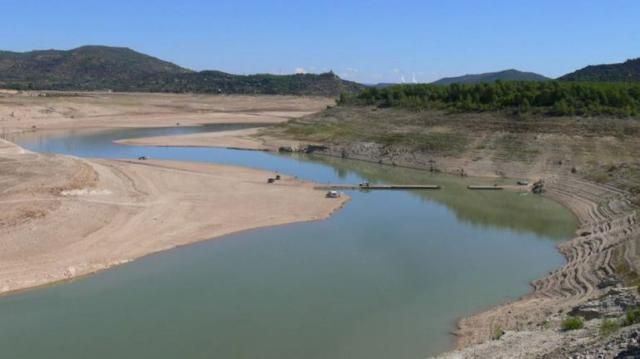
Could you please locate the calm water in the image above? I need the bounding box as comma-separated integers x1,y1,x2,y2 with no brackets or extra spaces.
2,126,576,359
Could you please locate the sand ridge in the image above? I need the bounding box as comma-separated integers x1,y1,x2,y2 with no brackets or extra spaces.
450,176,637,349
114,127,273,150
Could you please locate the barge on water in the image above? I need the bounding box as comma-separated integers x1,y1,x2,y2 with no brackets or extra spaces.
467,185,504,190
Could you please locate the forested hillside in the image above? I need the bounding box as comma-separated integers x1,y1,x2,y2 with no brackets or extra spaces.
560,58,640,82
340,81,640,117
0,46,363,96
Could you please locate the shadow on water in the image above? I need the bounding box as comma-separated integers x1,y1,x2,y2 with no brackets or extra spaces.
292,153,577,240
1,125,576,359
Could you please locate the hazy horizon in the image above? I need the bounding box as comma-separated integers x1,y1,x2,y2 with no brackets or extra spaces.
3,0,639,83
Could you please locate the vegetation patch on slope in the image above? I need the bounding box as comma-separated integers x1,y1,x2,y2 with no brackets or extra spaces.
279,107,468,155
339,81,640,118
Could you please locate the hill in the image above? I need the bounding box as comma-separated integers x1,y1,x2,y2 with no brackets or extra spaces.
0,46,363,96
432,69,550,85
142,70,363,97
559,58,640,82
0,46,191,90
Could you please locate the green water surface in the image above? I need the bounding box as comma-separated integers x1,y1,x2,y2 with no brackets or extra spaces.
1,127,577,359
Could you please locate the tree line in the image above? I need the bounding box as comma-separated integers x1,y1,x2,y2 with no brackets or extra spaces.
339,81,640,117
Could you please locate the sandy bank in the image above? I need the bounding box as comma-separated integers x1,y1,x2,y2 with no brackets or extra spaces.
0,139,347,295
115,127,273,151
0,92,333,133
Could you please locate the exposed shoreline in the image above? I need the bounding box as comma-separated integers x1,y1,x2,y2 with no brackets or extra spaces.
2,92,638,357
239,103,640,354
0,139,348,296
449,176,637,348
0,92,333,134
122,127,640,356
114,127,275,151
0,93,349,296
251,141,639,357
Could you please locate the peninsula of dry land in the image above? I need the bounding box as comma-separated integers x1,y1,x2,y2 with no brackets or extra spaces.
0,92,346,294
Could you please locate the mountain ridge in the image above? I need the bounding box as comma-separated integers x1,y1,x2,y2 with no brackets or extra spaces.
432,69,550,85
559,58,640,82
3,46,639,95
0,46,362,96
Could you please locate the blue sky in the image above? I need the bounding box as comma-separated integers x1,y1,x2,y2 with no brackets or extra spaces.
2,0,639,83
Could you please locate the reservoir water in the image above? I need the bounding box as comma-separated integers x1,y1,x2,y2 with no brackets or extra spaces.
2,126,576,358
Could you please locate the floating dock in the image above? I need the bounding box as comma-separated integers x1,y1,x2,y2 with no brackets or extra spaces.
316,184,508,191
316,184,441,190
467,185,504,190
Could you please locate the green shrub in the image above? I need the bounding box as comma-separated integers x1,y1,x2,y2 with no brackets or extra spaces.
492,327,505,340
600,319,620,336
561,316,584,331
624,307,640,326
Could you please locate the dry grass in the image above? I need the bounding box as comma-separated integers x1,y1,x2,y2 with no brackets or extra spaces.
272,106,640,190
